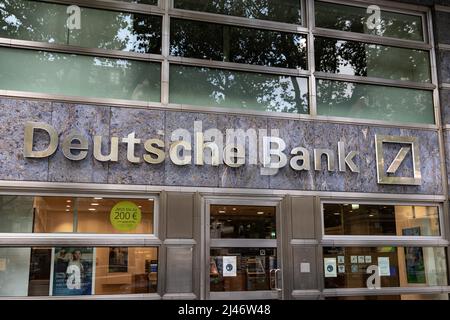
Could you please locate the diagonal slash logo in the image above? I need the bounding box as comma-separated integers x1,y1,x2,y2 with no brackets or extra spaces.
375,135,421,185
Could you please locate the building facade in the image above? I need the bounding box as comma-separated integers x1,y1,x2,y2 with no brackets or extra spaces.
0,0,450,300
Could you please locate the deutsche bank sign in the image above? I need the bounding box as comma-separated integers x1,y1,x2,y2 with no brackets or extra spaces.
22,122,421,186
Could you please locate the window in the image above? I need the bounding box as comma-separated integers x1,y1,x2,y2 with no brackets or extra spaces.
315,1,424,41
170,65,309,113
170,19,307,69
316,80,434,124
0,246,158,297
323,204,441,236
173,0,303,25
0,195,155,234
323,246,448,289
0,0,162,53
0,47,161,102
315,37,431,83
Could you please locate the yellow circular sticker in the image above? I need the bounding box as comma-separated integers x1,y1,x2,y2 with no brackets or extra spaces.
110,201,142,231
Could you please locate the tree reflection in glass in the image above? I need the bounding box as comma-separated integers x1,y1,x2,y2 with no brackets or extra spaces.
174,0,302,25
315,1,424,42
170,19,307,69
170,65,308,114
0,0,162,53
315,37,431,83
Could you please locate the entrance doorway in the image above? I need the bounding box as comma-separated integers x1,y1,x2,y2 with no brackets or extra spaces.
204,198,283,300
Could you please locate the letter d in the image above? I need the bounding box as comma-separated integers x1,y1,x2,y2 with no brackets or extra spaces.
24,122,58,158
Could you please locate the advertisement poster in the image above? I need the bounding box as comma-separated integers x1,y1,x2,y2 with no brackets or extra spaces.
223,256,237,277
52,247,94,296
378,257,390,276
324,258,337,278
402,227,426,283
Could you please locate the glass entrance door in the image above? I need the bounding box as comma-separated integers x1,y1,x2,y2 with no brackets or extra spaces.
205,199,283,300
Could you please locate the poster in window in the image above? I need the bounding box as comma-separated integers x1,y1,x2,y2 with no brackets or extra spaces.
402,227,426,284
51,247,94,296
109,247,128,273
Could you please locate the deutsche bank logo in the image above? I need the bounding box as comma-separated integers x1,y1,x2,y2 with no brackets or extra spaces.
375,135,421,186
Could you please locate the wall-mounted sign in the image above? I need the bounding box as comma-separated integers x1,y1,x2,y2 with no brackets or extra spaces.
324,258,337,278
223,256,237,277
22,122,422,186
375,135,421,185
110,201,142,232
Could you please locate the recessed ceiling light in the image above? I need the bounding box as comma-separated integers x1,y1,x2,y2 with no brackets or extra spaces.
333,212,340,216
138,206,142,208
66,200,71,203
148,199,154,201
219,210,226,214
257,211,264,215
88,208,96,211
90,203,99,206
94,197,103,200
232,208,237,211
66,205,71,208
351,204,360,210
369,214,374,217
65,209,70,212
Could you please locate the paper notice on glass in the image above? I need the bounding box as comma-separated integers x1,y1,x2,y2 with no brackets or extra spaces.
324,258,337,278
223,256,237,277
338,256,345,264
378,257,390,276
0,258,6,271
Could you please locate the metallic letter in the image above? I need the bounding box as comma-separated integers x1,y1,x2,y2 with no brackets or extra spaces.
314,149,335,171
262,137,287,169
62,134,88,161
122,132,141,163
338,141,360,173
366,5,381,30
24,122,58,158
170,141,192,165
224,144,245,168
144,139,165,164
290,147,310,171
67,5,81,30
195,132,220,166
93,136,118,162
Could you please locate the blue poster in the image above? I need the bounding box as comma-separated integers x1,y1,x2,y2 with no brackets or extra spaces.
52,247,94,296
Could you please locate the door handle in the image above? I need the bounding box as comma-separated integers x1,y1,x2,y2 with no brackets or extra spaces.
269,269,276,290
274,269,282,292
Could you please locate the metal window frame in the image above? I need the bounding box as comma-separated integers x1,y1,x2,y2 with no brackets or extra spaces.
320,199,447,243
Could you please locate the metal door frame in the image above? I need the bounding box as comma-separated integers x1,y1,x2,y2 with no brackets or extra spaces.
202,196,284,300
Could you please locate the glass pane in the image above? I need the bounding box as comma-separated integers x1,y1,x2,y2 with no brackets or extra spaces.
0,47,161,102
174,0,302,25
76,198,154,234
170,18,307,69
323,204,440,236
315,37,431,83
0,0,162,53
315,1,424,41
316,79,434,124
170,65,309,114
210,248,277,292
0,195,154,234
323,247,448,289
210,205,276,239
0,247,158,297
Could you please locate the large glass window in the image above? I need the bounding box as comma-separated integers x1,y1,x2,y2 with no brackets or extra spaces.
174,0,302,25
210,247,277,292
170,18,307,69
323,204,441,236
210,205,276,239
0,0,162,53
0,246,158,297
316,79,434,124
315,1,424,41
0,196,155,234
323,247,448,289
315,37,431,83
170,65,308,113
0,47,161,102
